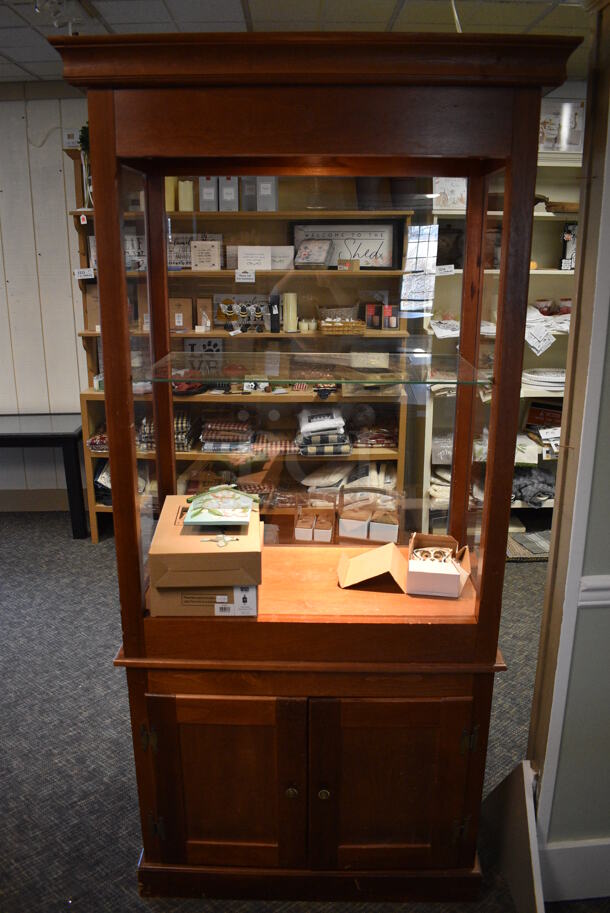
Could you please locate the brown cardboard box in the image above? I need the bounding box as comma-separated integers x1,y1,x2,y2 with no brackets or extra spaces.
338,542,407,592
149,583,257,617
169,297,193,331
196,297,213,326
148,496,262,614
85,283,100,331
406,533,470,598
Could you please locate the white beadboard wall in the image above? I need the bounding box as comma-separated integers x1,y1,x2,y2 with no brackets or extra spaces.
0,81,88,496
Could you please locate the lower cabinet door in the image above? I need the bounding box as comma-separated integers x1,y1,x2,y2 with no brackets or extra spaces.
146,693,308,868
308,696,473,871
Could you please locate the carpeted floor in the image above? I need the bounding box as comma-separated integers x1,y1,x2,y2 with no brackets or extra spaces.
0,512,607,913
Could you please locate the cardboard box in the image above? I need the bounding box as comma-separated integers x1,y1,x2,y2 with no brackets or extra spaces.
313,515,333,543
338,509,371,541
406,533,470,598
240,176,257,211
338,542,407,592
294,514,314,541
369,509,399,544
85,283,100,331
169,298,193,331
256,176,278,211
150,584,257,617
219,176,239,212
149,496,263,614
199,176,218,211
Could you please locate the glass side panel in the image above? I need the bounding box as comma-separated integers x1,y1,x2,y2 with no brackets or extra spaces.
145,351,483,386
139,173,488,588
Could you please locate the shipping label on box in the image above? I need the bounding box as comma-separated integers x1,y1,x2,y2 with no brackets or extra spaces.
150,584,257,617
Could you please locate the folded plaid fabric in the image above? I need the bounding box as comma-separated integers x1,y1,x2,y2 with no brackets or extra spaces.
299,442,352,456
136,413,197,452
200,428,253,443
295,431,349,446
201,441,251,453
251,432,298,454
202,420,253,434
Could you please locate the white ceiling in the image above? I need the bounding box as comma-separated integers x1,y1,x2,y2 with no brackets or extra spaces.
0,0,593,82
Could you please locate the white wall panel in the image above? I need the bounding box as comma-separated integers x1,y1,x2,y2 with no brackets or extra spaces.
27,97,81,414
0,99,49,414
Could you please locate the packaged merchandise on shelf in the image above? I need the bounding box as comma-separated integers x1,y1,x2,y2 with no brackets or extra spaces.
219,176,239,211
167,233,222,270
148,495,262,616
561,222,577,270
256,176,278,211
294,239,334,269
298,406,344,436
169,297,193,330
239,176,257,211
87,425,109,453
137,412,200,452
199,416,255,452
85,283,100,331
198,176,218,211
177,179,194,211
94,459,147,505
191,240,222,271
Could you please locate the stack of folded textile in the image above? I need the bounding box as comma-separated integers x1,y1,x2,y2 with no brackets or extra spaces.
251,431,298,455
199,418,253,453
295,407,352,456
137,412,199,452
87,425,109,453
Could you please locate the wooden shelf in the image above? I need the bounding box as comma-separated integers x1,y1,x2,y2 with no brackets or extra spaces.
434,209,578,220
82,388,403,404
87,446,399,462
79,328,408,340
95,503,113,512
71,208,413,221
437,268,574,277
162,269,406,278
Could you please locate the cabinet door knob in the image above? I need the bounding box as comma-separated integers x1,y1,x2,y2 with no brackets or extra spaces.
285,787,299,800
318,788,331,801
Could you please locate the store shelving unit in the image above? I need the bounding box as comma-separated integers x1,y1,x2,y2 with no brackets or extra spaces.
53,30,578,903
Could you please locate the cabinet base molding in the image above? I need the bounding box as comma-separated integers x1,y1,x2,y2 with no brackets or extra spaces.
137,856,482,901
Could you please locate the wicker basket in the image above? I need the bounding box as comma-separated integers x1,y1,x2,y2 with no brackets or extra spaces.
320,319,367,335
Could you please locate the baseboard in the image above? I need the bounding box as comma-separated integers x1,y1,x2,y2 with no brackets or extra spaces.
539,837,610,901
0,489,86,512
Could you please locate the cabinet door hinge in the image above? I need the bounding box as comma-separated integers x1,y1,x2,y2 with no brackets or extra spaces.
452,814,471,845
140,723,158,753
460,724,479,754
148,813,166,841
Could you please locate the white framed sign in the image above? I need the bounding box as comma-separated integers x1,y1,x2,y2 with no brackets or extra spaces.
293,223,394,268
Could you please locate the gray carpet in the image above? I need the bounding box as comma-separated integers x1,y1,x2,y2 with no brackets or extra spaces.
0,512,607,913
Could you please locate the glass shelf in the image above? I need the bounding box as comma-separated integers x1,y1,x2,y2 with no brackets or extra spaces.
144,351,487,387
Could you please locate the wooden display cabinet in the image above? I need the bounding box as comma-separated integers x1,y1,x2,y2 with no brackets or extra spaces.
52,32,578,901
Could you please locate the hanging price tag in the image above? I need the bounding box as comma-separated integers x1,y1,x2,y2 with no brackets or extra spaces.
79,214,88,225
73,267,95,279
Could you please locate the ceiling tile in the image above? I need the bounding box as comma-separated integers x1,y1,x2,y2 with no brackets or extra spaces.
0,6,24,27
0,32,60,61
321,20,386,30
21,59,64,76
178,21,246,31
0,58,36,79
94,1,172,24
456,1,549,29
253,20,321,30
532,4,591,30
321,0,395,23
250,0,320,22
165,0,244,23
392,2,456,29
113,22,179,33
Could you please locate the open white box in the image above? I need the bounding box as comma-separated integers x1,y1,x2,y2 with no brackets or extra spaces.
406,533,471,598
